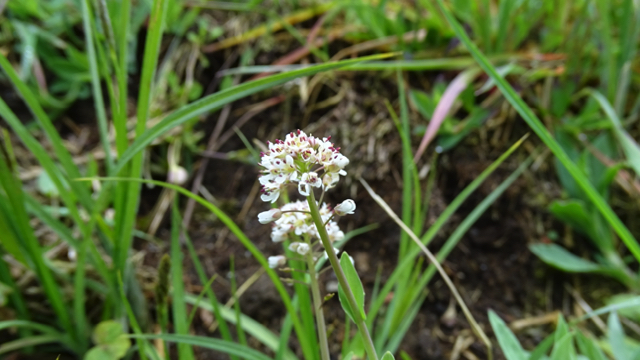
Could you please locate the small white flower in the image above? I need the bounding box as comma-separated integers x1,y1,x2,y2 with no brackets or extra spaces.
271,226,290,242
258,208,282,224
168,165,188,185
268,255,287,269
265,200,346,245
289,242,310,255
298,172,322,197
334,199,356,216
104,208,115,222
298,182,310,197
322,172,340,190
68,248,77,261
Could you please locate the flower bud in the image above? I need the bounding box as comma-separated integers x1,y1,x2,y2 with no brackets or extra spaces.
289,242,310,255
334,199,356,216
258,208,282,224
168,165,188,185
268,255,287,269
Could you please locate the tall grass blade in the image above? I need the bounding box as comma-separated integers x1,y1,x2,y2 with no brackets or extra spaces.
183,232,237,360
111,53,395,174
184,295,299,360
0,150,75,342
0,98,87,231
131,334,273,360
590,90,640,177
115,0,169,278
0,55,93,209
80,0,113,173
170,200,196,360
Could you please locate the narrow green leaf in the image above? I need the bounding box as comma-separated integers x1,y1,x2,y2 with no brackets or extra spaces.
80,0,113,173
171,201,196,360
112,53,395,174
338,251,366,322
608,312,638,360
0,55,93,208
0,152,74,339
117,274,149,360
529,333,555,360
0,197,27,264
488,310,527,360
575,332,607,360
184,295,299,360
530,243,604,273
607,294,640,323
115,0,169,283
590,90,640,177
130,334,273,360
0,98,87,232
182,234,237,360
550,333,576,360
573,296,640,324
0,335,62,355
548,201,594,238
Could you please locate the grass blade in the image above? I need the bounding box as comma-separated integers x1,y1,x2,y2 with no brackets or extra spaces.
111,53,395,174
184,295,299,360
0,55,93,209
80,0,113,173
434,0,640,262
170,200,195,360
183,232,237,360
0,335,62,355
131,334,273,360
115,0,169,279
0,150,75,342
0,98,87,233
590,90,640,177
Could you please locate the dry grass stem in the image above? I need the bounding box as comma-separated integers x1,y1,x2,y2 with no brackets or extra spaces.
360,178,493,359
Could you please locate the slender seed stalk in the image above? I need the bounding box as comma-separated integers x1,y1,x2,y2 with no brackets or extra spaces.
305,249,331,360
306,191,378,360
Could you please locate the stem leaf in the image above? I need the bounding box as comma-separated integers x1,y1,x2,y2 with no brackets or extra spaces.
337,252,366,323
381,351,395,360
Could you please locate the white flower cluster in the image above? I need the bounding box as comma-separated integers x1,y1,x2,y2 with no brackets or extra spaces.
259,130,349,203
270,201,344,243
262,200,354,269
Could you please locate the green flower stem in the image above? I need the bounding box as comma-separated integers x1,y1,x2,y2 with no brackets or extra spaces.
305,249,331,360
306,192,378,360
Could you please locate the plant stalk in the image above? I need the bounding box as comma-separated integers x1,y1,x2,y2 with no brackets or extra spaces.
306,192,378,360
305,249,331,360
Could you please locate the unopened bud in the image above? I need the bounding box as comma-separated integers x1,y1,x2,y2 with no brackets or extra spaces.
258,208,282,224
334,199,356,216
268,255,287,269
